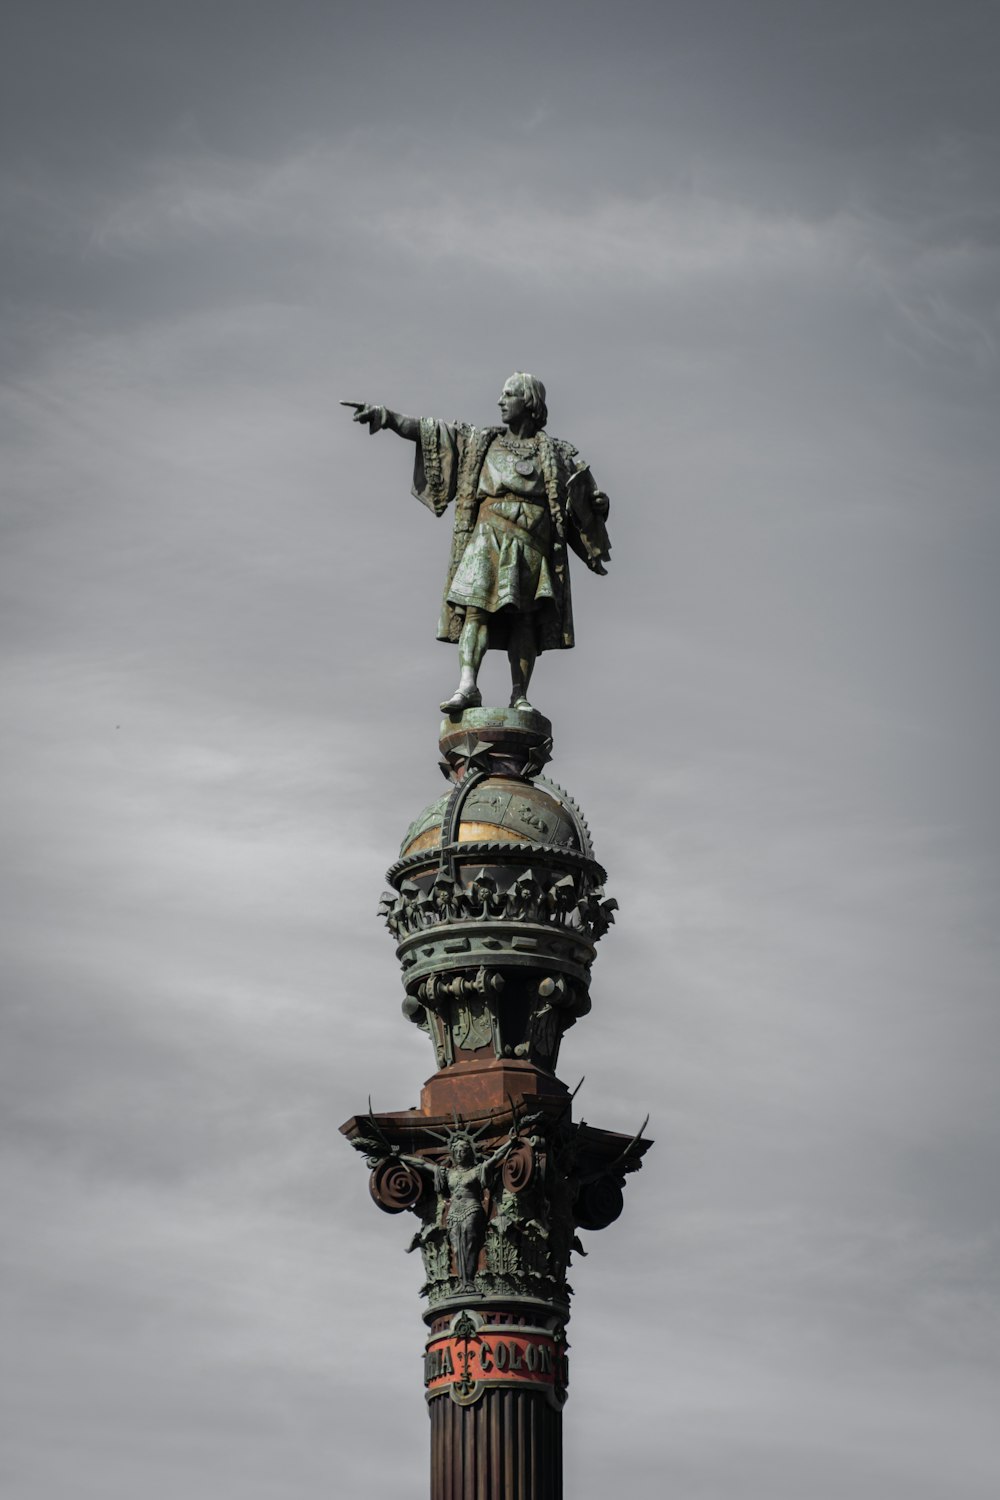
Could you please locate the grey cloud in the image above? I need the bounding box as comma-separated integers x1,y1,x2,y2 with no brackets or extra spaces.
3,1,999,1496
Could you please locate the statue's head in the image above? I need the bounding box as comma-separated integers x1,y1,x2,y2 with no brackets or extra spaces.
498,372,548,433
450,1135,475,1167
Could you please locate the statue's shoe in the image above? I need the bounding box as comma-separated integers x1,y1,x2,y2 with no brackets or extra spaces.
440,687,483,714
509,696,533,712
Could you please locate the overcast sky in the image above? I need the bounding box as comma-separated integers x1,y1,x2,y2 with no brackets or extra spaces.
2,2,999,1496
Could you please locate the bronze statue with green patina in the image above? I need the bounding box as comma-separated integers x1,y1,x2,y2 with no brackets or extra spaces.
344,375,611,714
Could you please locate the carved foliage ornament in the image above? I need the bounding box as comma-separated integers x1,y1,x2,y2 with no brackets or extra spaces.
378,868,617,944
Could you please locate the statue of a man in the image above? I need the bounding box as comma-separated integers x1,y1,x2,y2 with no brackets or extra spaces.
346,374,611,714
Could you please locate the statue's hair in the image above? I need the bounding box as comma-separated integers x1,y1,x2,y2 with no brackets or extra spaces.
509,371,548,430
426,1116,488,1151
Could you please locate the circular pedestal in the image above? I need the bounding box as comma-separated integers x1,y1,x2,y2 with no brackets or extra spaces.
439,705,553,781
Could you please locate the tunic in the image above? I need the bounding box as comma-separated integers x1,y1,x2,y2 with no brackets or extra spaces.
446,443,555,618
411,418,611,654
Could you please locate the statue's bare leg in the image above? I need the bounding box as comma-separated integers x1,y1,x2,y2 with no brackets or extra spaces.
508,614,537,712
440,608,487,713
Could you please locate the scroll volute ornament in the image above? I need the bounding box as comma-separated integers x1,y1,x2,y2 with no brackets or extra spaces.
370,1157,425,1214
574,1174,624,1231
501,1139,535,1194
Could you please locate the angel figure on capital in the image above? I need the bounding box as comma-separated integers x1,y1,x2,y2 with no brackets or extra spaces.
397,1130,516,1288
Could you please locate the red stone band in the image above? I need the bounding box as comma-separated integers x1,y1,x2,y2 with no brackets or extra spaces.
425,1326,568,1408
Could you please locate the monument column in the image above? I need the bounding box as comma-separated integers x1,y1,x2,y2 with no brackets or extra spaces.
340,372,648,1496
341,709,650,1499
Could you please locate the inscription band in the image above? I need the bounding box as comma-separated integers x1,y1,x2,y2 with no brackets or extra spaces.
424,1313,568,1409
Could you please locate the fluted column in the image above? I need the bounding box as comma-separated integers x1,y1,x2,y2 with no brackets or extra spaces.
430,1388,563,1500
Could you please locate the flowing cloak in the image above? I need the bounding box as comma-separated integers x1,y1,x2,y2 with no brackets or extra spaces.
411,418,611,653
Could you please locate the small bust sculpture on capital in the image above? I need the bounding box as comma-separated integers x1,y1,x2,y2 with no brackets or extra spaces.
345,374,611,714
